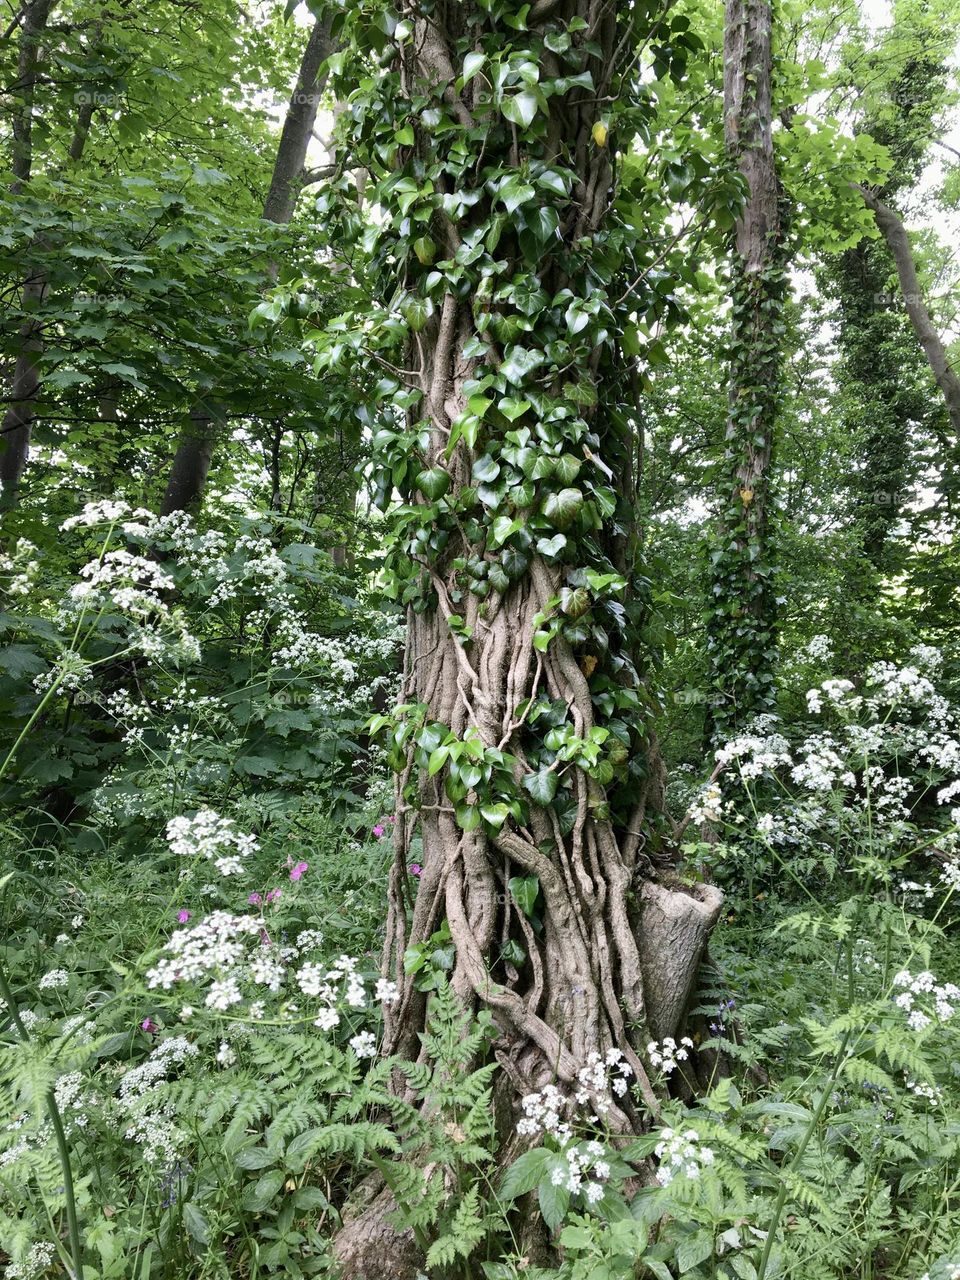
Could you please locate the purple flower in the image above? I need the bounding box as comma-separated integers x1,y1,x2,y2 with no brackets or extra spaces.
266,888,281,904
176,909,191,924
408,863,422,877
248,892,262,906
289,861,308,882
372,824,385,838
141,1018,157,1034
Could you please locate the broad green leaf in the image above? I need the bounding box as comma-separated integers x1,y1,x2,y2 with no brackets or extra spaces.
522,769,558,806
508,874,540,915
501,91,538,129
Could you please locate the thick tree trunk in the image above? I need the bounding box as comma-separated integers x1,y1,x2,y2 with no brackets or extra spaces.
859,187,960,437
335,4,723,1272
704,0,786,742
158,16,335,515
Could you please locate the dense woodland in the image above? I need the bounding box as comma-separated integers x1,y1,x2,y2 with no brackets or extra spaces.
2,0,960,1277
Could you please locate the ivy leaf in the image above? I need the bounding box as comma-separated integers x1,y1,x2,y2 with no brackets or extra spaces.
536,534,567,559
523,768,558,806
553,454,582,484
508,875,540,915
413,235,436,265
501,546,531,581
455,802,482,832
417,467,451,500
560,586,590,618
488,563,510,593
499,178,537,214
500,346,544,386
472,454,501,484
480,801,510,829
500,91,538,129
402,295,434,332
542,487,583,530
499,396,530,421
462,51,485,84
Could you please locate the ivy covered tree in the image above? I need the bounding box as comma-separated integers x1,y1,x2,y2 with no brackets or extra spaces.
308,4,728,1262
703,0,788,742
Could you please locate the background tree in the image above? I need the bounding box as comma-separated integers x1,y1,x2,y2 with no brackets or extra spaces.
703,0,788,742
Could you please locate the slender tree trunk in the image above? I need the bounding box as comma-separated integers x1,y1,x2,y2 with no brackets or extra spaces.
0,0,57,502
704,0,786,743
158,16,334,516
158,405,223,517
334,2,723,1271
859,187,960,437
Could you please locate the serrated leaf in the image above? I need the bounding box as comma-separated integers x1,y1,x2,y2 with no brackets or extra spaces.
242,1169,285,1213
500,1147,550,1199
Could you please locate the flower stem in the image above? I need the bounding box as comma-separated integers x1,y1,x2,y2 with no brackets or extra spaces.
0,958,84,1278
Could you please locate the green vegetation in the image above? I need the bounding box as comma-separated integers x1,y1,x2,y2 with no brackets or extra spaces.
2,0,960,1277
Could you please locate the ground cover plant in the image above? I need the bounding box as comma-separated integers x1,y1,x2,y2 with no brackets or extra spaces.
2,0,960,1277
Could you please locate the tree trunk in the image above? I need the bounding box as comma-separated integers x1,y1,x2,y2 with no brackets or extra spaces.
859,187,960,438
262,17,335,227
158,16,335,515
157,404,222,517
704,0,786,742
335,3,723,1271
0,0,56,503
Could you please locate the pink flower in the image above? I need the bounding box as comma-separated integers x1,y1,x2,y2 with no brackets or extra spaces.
248,892,262,906
176,909,191,924
408,863,422,877
259,928,272,946
266,888,281,904
289,861,308,882
140,1018,157,1034
372,824,385,838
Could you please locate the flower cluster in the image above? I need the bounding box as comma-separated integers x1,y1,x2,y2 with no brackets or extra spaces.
118,1036,199,1166
548,1139,612,1203
687,781,722,825
646,1035,694,1075
5,1241,56,1279
892,969,960,1032
517,1049,634,1141
166,809,258,877
654,1125,715,1186
145,903,396,1044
